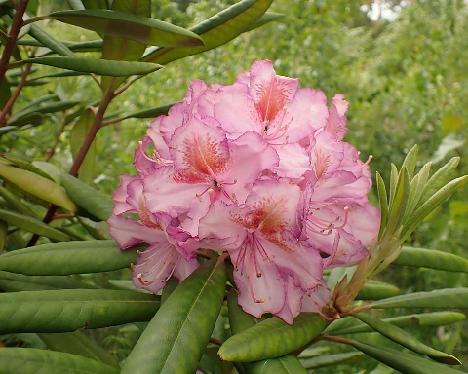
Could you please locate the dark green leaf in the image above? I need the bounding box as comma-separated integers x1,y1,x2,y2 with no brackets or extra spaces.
0,270,93,291
47,9,203,47
144,0,272,64
0,289,159,333
371,288,468,309
245,12,285,32
300,352,364,369
394,246,468,272
122,257,226,374
356,280,400,300
0,240,136,275
385,167,410,235
0,220,6,253
249,355,307,374
0,348,119,374
28,24,74,56
23,56,162,77
0,208,70,242
420,157,460,203
219,313,328,362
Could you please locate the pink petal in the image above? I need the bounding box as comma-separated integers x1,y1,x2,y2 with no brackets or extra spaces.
274,143,310,179
309,130,344,180
326,94,349,140
173,255,199,281
301,282,331,313
275,275,303,324
112,175,138,215
107,215,165,248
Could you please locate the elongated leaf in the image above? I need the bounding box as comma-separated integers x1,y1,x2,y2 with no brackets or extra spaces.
344,339,464,374
420,157,460,203
0,348,118,374
219,313,328,362
23,56,162,77
245,11,284,31
0,271,93,291
39,331,119,367
60,173,112,221
144,0,272,64
28,71,91,81
300,352,364,369
376,171,388,238
0,184,36,216
356,280,400,300
0,208,70,241
48,10,203,47
28,24,74,56
0,240,136,275
385,167,409,235
355,313,460,364
327,312,465,335
394,246,468,272
249,355,307,374
371,288,468,309
6,111,44,127
115,102,173,121
401,144,419,178
70,108,97,183
0,289,159,333
0,163,76,212
404,161,432,221
0,220,6,252
122,257,226,374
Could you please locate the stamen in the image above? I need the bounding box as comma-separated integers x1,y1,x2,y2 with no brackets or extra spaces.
364,154,373,166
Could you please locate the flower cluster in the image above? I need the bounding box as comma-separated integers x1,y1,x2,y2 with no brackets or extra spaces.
108,60,380,323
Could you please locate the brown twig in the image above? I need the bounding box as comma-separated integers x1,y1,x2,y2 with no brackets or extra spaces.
0,63,32,125
209,337,224,346
0,0,28,83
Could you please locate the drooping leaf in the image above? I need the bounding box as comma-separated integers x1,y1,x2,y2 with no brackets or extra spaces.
0,208,70,242
0,220,6,252
0,289,159,333
122,257,226,374
144,0,272,64
0,348,119,374
70,108,97,183
0,163,76,212
112,102,173,121
47,9,203,47
6,111,45,127
355,313,461,365
28,24,74,56
244,11,285,31
300,352,365,369
23,56,162,77
219,313,328,362
0,240,136,275
0,270,93,291
60,173,112,221
249,355,307,374
343,339,464,374
356,280,400,300
371,288,468,309
393,246,468,273
326,312,465,335
39,331,119,367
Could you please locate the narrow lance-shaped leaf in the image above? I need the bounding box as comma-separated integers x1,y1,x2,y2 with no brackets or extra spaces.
420,156,459,203
144,0,273,64
0,184,37,216
0,348,119,374
356,280,400,300
23,56,162,77
0,163,76,212
122,257,226,374
355,313,461,365
393,246,468,273
401,144,419,178
60,173,112,221
385,167,410,235
0,220,6,252
376,171,388,238
404,161,432,222
0,240,136,275
249,355,307,374
326,311,465,335
371,288,468,309
0,208,70,242
47,9,203,47
0,289,159,333
339,338,465,374
28,24,74,56
300,352,364,370
244,11,285,31
219,313,328,362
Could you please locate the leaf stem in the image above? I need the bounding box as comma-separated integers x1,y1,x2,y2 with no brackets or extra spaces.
0,63,32,125
0,0,28,82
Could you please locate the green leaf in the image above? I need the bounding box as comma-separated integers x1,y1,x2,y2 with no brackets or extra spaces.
70,108,97,183
0,208,70,242
199,346,234,374
401,144,419,178
47,9,203,47
23,56,162,77
0,220,6,253
60,173,112,221
6,111,45,127
355,313,460,365
371,288,468,309
0,270,93,291
300,352,364,369
0,240,136,275
0,289,159,333
385,167,410,235
39,331,119,367
420,157,459,203
404,161,432,221
0,77,11,109
0,348,119,374
356,280,400,300
115,102,173,120
388,163,399,204
249,355,307,374
160,277,178,305
344,339,464,374
393,246,468,272
219,313,328,362
376,171,388,238
28,24,74,56
244,11,285,32
0,163,76,212
326,312,465,335
144,0,272,64
122,258,226,374
227,288,256,334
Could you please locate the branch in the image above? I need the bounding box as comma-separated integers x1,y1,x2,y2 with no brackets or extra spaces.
0,63,31,125
0,0,29,82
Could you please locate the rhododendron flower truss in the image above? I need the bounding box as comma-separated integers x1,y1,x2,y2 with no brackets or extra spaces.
109,59,380,323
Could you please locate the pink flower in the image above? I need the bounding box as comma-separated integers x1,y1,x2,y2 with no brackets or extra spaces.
108,176,198,293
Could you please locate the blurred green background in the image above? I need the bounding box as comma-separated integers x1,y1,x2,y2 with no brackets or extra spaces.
1,0,466,371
